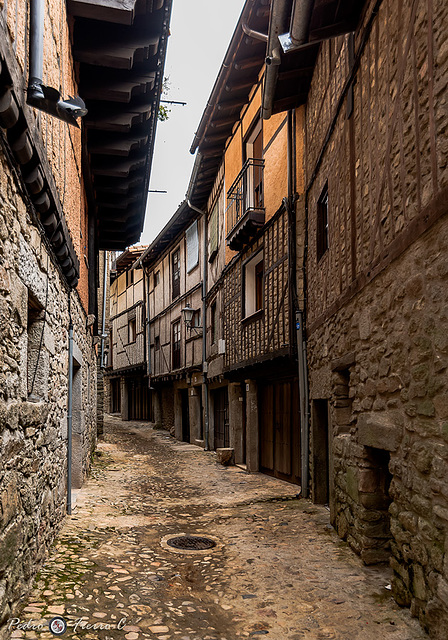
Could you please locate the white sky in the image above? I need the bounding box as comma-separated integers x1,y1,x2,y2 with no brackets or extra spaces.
140,0,246,245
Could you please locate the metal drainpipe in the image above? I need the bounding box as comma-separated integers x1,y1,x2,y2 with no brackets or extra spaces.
187,199,209,451
67,293,73,515
100,251,108,369
262,0,289,120
285,109,310,498
288,0,314,48
29,0,44,91
144,267,151,377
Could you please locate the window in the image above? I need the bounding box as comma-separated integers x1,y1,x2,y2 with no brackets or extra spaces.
172,248,180,299
172,320,181,369
243,251,264,318
27,291,47,400
154,335,160,351
193,310,201,329
186,220,199,272
211,302,217,344
245,118,263,209
126,269,134,287
255,259,264,312
154,271,160,288
317,183,329,261
208,200,219,262
128,317,136,343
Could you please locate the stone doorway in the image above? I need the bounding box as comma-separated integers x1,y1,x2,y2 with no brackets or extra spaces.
312,399,330,505
181,389,190,442
358,446,393,565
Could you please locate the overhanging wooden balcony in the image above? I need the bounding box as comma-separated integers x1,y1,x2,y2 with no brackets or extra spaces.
226,158,265,252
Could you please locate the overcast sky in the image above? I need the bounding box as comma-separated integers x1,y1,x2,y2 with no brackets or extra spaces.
140,0,245,245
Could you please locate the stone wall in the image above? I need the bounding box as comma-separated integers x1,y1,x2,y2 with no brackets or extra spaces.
307,214,448,634
305,0,448,635
0,147,97,631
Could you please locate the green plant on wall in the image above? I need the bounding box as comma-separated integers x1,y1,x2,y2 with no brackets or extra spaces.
158,76,171,121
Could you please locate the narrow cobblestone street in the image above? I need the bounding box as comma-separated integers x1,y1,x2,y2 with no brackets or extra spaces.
10,416,427,640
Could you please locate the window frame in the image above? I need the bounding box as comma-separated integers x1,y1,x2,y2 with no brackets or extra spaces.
186,220,199,273
171,247,181,300
317,182,329,262
128,317,137,344
172,319,181,369
242,249,264,320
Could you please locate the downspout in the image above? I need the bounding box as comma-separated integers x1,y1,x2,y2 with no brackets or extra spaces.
186,152,210,450
28,0,87,126
67,293,73,515
144,268,151,377
188,198,209,451
278,0,315,52
262,0,289,120
284,109,310,498
100,252,108,369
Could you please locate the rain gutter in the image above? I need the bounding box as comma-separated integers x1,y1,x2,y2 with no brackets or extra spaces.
190,1,258,154
261,0,290,120
186,154,210,451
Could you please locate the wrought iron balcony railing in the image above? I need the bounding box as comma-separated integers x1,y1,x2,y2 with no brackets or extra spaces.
226,158,265,250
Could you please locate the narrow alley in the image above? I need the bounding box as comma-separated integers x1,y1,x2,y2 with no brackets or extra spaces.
10,417,426,640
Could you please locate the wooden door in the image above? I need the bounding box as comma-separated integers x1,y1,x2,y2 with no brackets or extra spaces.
181,389,190,442
214,387,229,449
259,378,301,484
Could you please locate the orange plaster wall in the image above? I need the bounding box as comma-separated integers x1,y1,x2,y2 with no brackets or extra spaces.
6,0,89,312
224,124,243,197
263,122,288,221
241,85,262,138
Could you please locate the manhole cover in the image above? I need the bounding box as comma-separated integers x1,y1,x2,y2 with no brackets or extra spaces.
166,535,216,551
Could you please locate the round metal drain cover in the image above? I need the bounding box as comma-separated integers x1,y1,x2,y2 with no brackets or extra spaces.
166,535,216,551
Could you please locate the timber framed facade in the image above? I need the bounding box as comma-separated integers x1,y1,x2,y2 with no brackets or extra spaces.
263,0,448,635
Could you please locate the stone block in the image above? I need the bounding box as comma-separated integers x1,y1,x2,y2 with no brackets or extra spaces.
216,448,234,466
358,469,380,493
411,494,432,519
345,467,359,502
1,475,19,527
412,564,427,600
0,523,22,574
357,412,401,452
360,547,391,565
19,401,49,429
398,511,418,534
411,441,433,474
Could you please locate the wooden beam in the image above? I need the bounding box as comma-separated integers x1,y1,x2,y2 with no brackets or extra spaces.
89,135,148,156
74,35,159,70
67,0,138,25
82,73,155,102
234,56,263,71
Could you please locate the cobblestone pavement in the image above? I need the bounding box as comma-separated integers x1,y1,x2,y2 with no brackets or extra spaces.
7,415,428,640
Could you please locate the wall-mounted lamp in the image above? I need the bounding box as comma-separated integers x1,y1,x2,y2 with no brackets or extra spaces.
181,303,202,333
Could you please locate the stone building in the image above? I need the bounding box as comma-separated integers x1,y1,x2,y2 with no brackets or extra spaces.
262,0,448,636
0,0,171,630
107,246,152,421
140,202,205,440
188,0,306,483
0,0,95,626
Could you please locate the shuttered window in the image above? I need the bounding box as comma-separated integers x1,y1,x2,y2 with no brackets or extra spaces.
208,201,219,262
186,220,199,272
172,248,180,299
